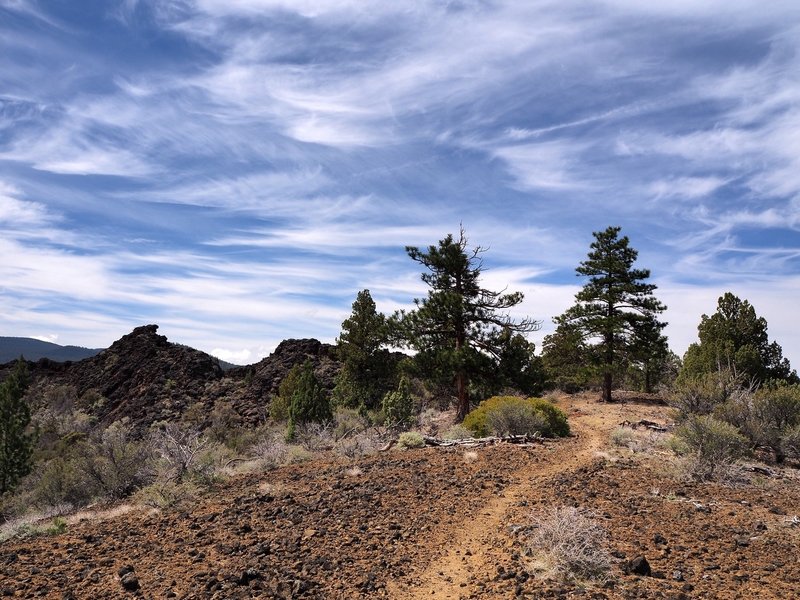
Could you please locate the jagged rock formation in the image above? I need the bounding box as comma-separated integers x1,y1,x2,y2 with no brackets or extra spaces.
63,325,226,427
1,325,341,430
220,338,340,424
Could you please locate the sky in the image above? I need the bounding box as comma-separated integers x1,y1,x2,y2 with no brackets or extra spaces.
1,0,800,367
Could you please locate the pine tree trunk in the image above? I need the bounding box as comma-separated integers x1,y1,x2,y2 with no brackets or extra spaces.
603,372,612,403
603,324,614,403
456,370,469,421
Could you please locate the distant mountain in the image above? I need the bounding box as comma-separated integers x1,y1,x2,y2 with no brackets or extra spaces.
0,336,104,364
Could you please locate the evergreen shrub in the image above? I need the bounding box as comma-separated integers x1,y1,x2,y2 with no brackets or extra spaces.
462,396,569,438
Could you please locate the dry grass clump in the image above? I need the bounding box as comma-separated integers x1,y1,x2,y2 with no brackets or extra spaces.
526,506,612,583
134,479,200,509
0,512,68,543
463,450,479,462
443,424,474,440
609,427,668,453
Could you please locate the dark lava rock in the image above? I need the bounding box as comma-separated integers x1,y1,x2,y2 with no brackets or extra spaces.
119,565,140,592
623,555,652,576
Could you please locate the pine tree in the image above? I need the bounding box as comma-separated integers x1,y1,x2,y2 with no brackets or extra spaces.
541,321,596,392
494,330,545,396
287,360,332,439
556,226,666,402
332,289,393,409
681,292,797,384
394,227,539,420
626,314,674,393
382,375,414,429
0,358,34,494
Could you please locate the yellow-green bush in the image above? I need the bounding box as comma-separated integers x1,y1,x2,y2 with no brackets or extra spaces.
463,396,570,438
397,431,426,449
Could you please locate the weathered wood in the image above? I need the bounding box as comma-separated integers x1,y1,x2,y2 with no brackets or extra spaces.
619,419,668,432
423,433,543,447
743,465,774,477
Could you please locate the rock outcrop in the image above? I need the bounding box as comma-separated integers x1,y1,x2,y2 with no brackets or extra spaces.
64,325,225,427
3,325,342,430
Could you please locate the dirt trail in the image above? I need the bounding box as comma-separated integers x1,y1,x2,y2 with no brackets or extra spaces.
388,396,644,599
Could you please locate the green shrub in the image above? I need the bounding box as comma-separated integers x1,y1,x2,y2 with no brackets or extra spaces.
74,419,154,499
269,394,290,422
715,384,800,463
609,427,637,448
442,424,474,440
271,363,304,422
382,376,414,429
27,456,93,509
463,396,569,438
782,424,800,460
674,414,749,481
752,385,800,462
486,400,549,437
44,517,67,536
135,479,199,509
397,431,425,449
207,401,242,447
669,369,742,419
287,360,332,440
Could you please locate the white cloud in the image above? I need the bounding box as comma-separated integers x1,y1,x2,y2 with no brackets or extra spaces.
492,141,592,191
648,176,728,201
1,125,154,177
31,334,59,343
0,182,54,225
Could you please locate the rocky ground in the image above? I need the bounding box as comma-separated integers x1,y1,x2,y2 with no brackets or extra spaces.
2,394,799,599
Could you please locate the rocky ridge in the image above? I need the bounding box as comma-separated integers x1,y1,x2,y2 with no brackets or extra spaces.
2,325,340,430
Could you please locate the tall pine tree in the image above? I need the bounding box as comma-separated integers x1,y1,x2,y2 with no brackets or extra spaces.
332,289,393,409
556,226,666,402
395,227,539,419
0,358,34,494
680,292,797,384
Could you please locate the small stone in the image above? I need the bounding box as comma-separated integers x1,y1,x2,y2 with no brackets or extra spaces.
120,572,140,592
623,556,651,576
117,565,134,578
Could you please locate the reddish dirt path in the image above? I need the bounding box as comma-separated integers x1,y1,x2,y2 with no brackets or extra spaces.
388,395,615,599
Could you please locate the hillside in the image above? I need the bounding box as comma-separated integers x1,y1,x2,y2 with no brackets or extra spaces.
1,394,798,598
0,336,103,363
1,325,340,430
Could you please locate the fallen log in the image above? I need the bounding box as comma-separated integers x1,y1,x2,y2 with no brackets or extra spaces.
619,419,668,432
423,433,544,447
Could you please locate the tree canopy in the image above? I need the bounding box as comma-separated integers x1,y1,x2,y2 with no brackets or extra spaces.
680,292,797,385
393,227,539,419
0,358,34,494
332,289,394,410
555,226,666,402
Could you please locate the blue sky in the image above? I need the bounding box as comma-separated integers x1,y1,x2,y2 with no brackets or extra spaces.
2,0,799,366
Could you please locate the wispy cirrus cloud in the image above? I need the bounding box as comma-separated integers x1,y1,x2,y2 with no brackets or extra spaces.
1,1,800,365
